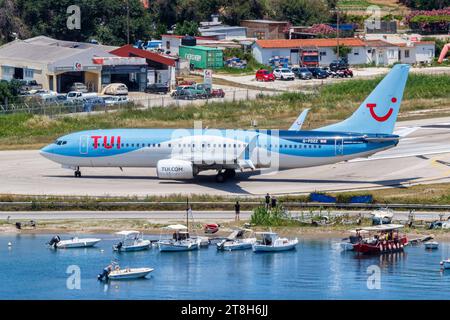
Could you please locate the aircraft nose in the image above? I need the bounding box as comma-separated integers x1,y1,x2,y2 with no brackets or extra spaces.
39,144,54,158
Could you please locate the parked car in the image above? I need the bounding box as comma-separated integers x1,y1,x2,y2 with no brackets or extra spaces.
211,88,225,98
103,83,128,96
145,83,170,94
171,89,196,100
176,84,209,99
329,59,349,71
291,67,313,80
103,96,129,106
273,68,295,80
307,67,329,79
19,80,43,92
69,82,88,93
255,69,275,82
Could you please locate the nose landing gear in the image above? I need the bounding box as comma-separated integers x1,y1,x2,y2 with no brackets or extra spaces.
74,167,81,178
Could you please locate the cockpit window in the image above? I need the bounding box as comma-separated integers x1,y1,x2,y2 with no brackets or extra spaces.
55,140,67,146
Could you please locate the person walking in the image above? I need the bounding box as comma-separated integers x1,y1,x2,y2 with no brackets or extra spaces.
265,193,271,210
234,201,240,221
271,196,277,209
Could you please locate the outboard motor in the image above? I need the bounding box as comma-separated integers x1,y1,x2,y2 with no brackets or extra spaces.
48,235,61,248
115,241,123,251
98,265,112,281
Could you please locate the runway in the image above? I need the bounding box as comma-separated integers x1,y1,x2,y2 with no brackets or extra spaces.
0,117,449,197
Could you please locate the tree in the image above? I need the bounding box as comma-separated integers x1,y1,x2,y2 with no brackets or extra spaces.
174,21,199,36
273,0,331,26
333,44,352,59
0,0,30,44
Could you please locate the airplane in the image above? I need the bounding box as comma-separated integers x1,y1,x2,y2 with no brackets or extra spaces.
41,64,416,183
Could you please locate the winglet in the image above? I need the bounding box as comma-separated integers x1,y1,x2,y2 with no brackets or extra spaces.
289,108,310,131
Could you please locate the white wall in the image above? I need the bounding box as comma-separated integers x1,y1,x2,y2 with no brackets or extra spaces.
415,44,434,64
162,36,181,55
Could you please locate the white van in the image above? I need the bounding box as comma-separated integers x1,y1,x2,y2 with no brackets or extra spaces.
66,91,98,101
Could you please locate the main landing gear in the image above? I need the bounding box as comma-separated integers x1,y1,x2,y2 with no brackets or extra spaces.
215,169,236,183
74,167,81,178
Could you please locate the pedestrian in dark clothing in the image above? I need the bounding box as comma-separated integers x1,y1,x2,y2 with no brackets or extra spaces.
265,193,271,209
235,201,240,221
271,197,277,208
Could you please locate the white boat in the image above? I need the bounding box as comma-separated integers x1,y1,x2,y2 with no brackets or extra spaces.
217,228,256,251
371,208,394,225
48,235,101,249
424,241,439,249
98,263,153,281
252,232,298,252
113,231,151,252
195,236,210,247
158,224,200,252
108,267,153,280
441,259,450,269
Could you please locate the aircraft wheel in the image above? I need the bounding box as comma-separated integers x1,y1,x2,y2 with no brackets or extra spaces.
224,169,236,179
74,169,81,178
215,172,226,183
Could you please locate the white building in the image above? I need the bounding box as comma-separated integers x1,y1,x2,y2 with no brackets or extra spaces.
252,37,435,66
252,38,367,66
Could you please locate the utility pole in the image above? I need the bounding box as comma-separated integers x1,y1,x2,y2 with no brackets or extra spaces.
126,0,130,44
336,7,340,59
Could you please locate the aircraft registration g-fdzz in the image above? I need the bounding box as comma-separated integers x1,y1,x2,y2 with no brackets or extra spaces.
41,64,412,183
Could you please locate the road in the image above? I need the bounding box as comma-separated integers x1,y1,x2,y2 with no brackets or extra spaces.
0,210,446,222
0,117,449,197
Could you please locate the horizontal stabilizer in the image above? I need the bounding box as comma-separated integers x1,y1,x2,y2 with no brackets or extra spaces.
289,109,310,131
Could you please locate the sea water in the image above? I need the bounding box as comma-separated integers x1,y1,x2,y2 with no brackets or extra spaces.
1,233,450,300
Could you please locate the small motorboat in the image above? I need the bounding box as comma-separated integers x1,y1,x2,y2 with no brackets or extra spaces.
48,235,101,249
252,232,298,253
218,238,257,251
424,241,439,250
217,228,256,251
194,236,210,247
113,231,151,252
204,223,220,234
371,208,394,225
441,259,450,269
158,225,200,252
98,263,153,281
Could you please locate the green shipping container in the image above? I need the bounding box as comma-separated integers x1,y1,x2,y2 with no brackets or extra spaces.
179,45,224,69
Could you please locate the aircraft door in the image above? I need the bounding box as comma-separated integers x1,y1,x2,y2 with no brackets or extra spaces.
80,135,89,154
335,137,344,156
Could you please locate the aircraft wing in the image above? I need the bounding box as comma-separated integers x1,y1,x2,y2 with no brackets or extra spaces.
289,109,310,131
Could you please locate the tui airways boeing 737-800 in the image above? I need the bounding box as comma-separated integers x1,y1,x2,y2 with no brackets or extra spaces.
41,64,419,182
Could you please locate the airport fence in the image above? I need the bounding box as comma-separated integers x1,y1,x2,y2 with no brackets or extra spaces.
0,88,286,117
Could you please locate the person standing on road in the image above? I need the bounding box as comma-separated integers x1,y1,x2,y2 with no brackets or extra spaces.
265,193,271,209
235,201,240,221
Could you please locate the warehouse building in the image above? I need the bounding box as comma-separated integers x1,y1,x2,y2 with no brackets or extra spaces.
0,36,148,93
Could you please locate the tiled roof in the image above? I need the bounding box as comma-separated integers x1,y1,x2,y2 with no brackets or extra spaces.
110,45,176,67
256,38,366,48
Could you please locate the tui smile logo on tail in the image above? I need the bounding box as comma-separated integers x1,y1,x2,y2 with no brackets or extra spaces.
366,97,397,122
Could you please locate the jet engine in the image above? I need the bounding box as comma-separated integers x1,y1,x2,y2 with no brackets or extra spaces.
156,159,194,179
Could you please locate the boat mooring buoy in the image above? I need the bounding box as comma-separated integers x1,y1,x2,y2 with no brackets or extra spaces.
8,242,12,247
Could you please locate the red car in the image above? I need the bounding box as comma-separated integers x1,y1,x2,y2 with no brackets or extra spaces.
255,69,275,82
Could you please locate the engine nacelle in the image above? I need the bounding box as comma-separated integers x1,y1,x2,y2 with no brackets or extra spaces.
156,159,194,180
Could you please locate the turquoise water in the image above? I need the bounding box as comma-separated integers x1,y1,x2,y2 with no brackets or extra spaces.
1,233,450,300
